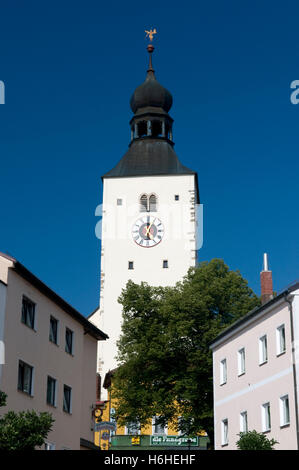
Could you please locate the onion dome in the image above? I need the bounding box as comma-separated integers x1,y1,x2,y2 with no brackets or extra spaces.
130,44,173,114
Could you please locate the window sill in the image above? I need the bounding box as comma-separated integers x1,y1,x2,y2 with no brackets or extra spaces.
46,402,57,409
259,361,268,367
18,389,34,398
280,423,290,429
65,351,74,357
221,443,229,447
21,322,36,333
238,372,245,378
220,382,227,386
262,429,271,434
49,339,59,347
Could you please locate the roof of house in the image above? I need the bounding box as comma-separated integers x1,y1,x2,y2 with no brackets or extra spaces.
0,252,108,341
210,281,299,349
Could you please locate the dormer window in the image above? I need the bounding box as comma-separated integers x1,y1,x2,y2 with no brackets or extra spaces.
139,194,157,212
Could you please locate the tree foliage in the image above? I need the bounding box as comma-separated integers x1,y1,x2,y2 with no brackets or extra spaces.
0,391,54,450
113,259,260,445
236,430,278,450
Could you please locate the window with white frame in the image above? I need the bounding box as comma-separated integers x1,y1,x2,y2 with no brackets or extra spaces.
238,348,246,376
49,316,59,345
261,402,271,432
276,324,286,356
259,335,268,365
65,328,73,355
221,419,228,446
280,395,290,427
21,296,36,330
63,385,72,414
152,416,167,435
220,359,227,385
240,411,248,433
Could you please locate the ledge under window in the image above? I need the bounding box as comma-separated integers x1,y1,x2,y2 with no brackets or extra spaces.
259,360,268,367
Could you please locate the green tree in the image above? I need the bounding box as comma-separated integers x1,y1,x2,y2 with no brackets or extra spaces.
237,430,278,450
113,259,260,447
0,390,54,450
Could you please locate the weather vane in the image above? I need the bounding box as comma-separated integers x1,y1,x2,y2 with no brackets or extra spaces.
145,28,157,42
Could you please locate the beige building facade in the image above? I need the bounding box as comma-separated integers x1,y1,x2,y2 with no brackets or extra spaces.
0,252,108,450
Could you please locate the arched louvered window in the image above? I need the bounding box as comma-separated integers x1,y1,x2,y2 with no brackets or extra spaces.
149,194,157,212
139,194,158,212
140,194,148,212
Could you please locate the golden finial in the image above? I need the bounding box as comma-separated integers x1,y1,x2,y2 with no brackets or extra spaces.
145,28,157,42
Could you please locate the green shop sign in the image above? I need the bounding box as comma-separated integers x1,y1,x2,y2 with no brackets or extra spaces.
150,436,199,446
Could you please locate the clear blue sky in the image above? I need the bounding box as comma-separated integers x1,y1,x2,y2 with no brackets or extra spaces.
0,0,298,315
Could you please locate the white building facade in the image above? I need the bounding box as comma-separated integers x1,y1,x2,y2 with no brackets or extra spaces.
210,282,299,450
0,252,108,450
89,45,199,383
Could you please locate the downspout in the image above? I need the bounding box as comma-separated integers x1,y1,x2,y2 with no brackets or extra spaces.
285,292,299,449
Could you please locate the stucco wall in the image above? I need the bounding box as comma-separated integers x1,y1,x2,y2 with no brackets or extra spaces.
0,266,97,450
90,173,198,386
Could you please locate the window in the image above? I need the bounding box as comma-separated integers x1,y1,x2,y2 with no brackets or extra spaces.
261,402,271,432
49,316,58,344
221,419,228,446
149,194,157,212
139,194,158,212
163,260,168,269
125,421,140,435
174,195,179,201
117,198,122,206
220,359,227,385
280,395,290,427
140,194,148,212
259,335,268,365
276,325,286,355
47,376,57,407
18,360,33,395
240,411,248,433
21,296,35,329
238,348,245,376
152,416,167,435
65,328,73,355
63,385,72,413
128,261,134,270
44,442,55,450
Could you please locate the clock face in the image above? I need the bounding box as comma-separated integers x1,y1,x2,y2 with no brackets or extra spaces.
132,216,164,248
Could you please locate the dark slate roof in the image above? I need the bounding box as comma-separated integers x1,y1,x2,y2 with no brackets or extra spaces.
102,138,196,179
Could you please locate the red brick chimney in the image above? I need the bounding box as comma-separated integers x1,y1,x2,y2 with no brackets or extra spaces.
260,253,273,304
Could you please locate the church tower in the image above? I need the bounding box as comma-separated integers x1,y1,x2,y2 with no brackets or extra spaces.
90,40,199,384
